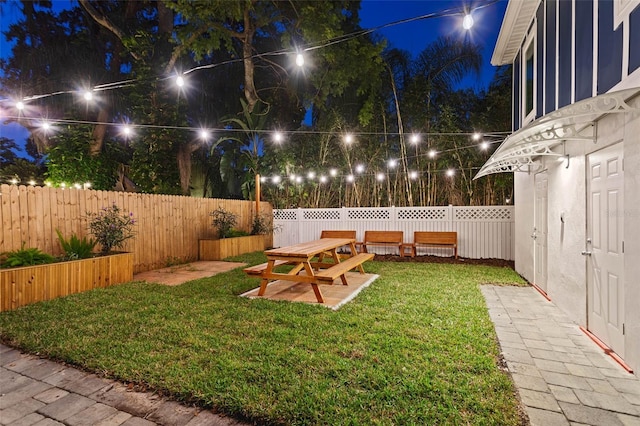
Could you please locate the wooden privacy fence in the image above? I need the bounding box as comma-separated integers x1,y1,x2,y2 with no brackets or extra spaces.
0,185,272,273
273,206,515,260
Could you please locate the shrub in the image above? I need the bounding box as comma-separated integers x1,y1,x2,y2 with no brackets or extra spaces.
1,243,55,268
56,229,96,260
87,203,136,255
251,213,280,235
210,207,238,239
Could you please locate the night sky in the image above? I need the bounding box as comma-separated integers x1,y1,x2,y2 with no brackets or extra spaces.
0,0,508,150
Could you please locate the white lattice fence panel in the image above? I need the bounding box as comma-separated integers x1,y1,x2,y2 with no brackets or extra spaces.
273,206,515,260
454,206,513,221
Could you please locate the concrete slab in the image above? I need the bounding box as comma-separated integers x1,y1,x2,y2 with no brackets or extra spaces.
241,272,379,310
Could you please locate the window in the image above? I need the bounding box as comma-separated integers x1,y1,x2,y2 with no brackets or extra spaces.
522,32,536,124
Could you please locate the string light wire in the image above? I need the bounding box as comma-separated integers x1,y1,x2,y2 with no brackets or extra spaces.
0,0,499,104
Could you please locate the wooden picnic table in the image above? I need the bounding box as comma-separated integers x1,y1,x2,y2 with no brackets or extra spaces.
244,238,374,303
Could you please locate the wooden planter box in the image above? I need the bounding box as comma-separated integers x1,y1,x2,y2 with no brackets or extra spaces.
0,252,134,312
199,235,268,260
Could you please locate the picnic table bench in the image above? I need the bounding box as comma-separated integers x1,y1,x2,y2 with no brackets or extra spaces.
357,230,407,257
407,231,458,259
243,238,373,303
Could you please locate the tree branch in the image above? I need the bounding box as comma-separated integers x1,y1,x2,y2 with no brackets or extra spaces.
78,0,140,60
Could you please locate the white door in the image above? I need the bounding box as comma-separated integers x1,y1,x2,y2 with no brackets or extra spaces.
587,143,625,357
534,173,548,293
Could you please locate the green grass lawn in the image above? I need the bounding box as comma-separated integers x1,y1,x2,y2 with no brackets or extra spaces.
0,253,527,425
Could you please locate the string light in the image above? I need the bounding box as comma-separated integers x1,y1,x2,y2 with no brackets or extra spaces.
330,169,338,177
428,150,437,158
344,134,354,144
388,159,397,168
446,169,455,177
199,129,211,140
355,164,365,173
410,134,420,144
2,1,497,106
83,90,93,101
462,14,474,30
272,131,283,143
376,173,385,181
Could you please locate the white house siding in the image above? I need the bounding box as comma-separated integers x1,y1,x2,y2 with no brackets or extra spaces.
513,95,640,375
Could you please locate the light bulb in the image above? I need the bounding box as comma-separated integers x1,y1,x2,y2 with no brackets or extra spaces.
296,53,304,67
463,14,474,30
176,75,185,87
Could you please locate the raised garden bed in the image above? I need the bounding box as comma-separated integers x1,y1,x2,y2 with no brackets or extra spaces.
199,235,268,260
0,252,134,312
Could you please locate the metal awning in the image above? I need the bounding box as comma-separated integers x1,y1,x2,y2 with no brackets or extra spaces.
475,88,640,179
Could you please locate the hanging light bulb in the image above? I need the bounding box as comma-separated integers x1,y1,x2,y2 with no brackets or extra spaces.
176,75,185,87
376,173,385,181
344,134,354,144
355,164,365,173
273,131,283,143
446,169,455,177
16,101,24,110
83,90,93,101
410,134,420,144
463,14,474,30
480,141,489,150
296,53,305,67
428,150,437,158
199,129,210,140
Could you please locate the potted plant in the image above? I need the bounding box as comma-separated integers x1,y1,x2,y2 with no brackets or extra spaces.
0,204,135,312
199,207,270,260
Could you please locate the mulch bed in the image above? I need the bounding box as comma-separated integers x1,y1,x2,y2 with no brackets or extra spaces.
373,254,515,269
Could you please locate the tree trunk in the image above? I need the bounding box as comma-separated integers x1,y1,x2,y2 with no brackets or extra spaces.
242,8,259,112
177,142,198,195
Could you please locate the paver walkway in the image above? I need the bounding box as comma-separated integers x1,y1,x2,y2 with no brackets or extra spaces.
0,344,249,426
483,285,640,426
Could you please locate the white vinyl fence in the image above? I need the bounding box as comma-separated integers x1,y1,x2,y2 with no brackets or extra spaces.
273,206,514,260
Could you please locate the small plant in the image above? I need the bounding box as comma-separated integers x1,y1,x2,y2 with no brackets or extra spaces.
251,213,280,235
164,256,192,267
228,229,250,238
1,243,55,268
87,203,136,255
210,207,238,239
56,229,96,260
